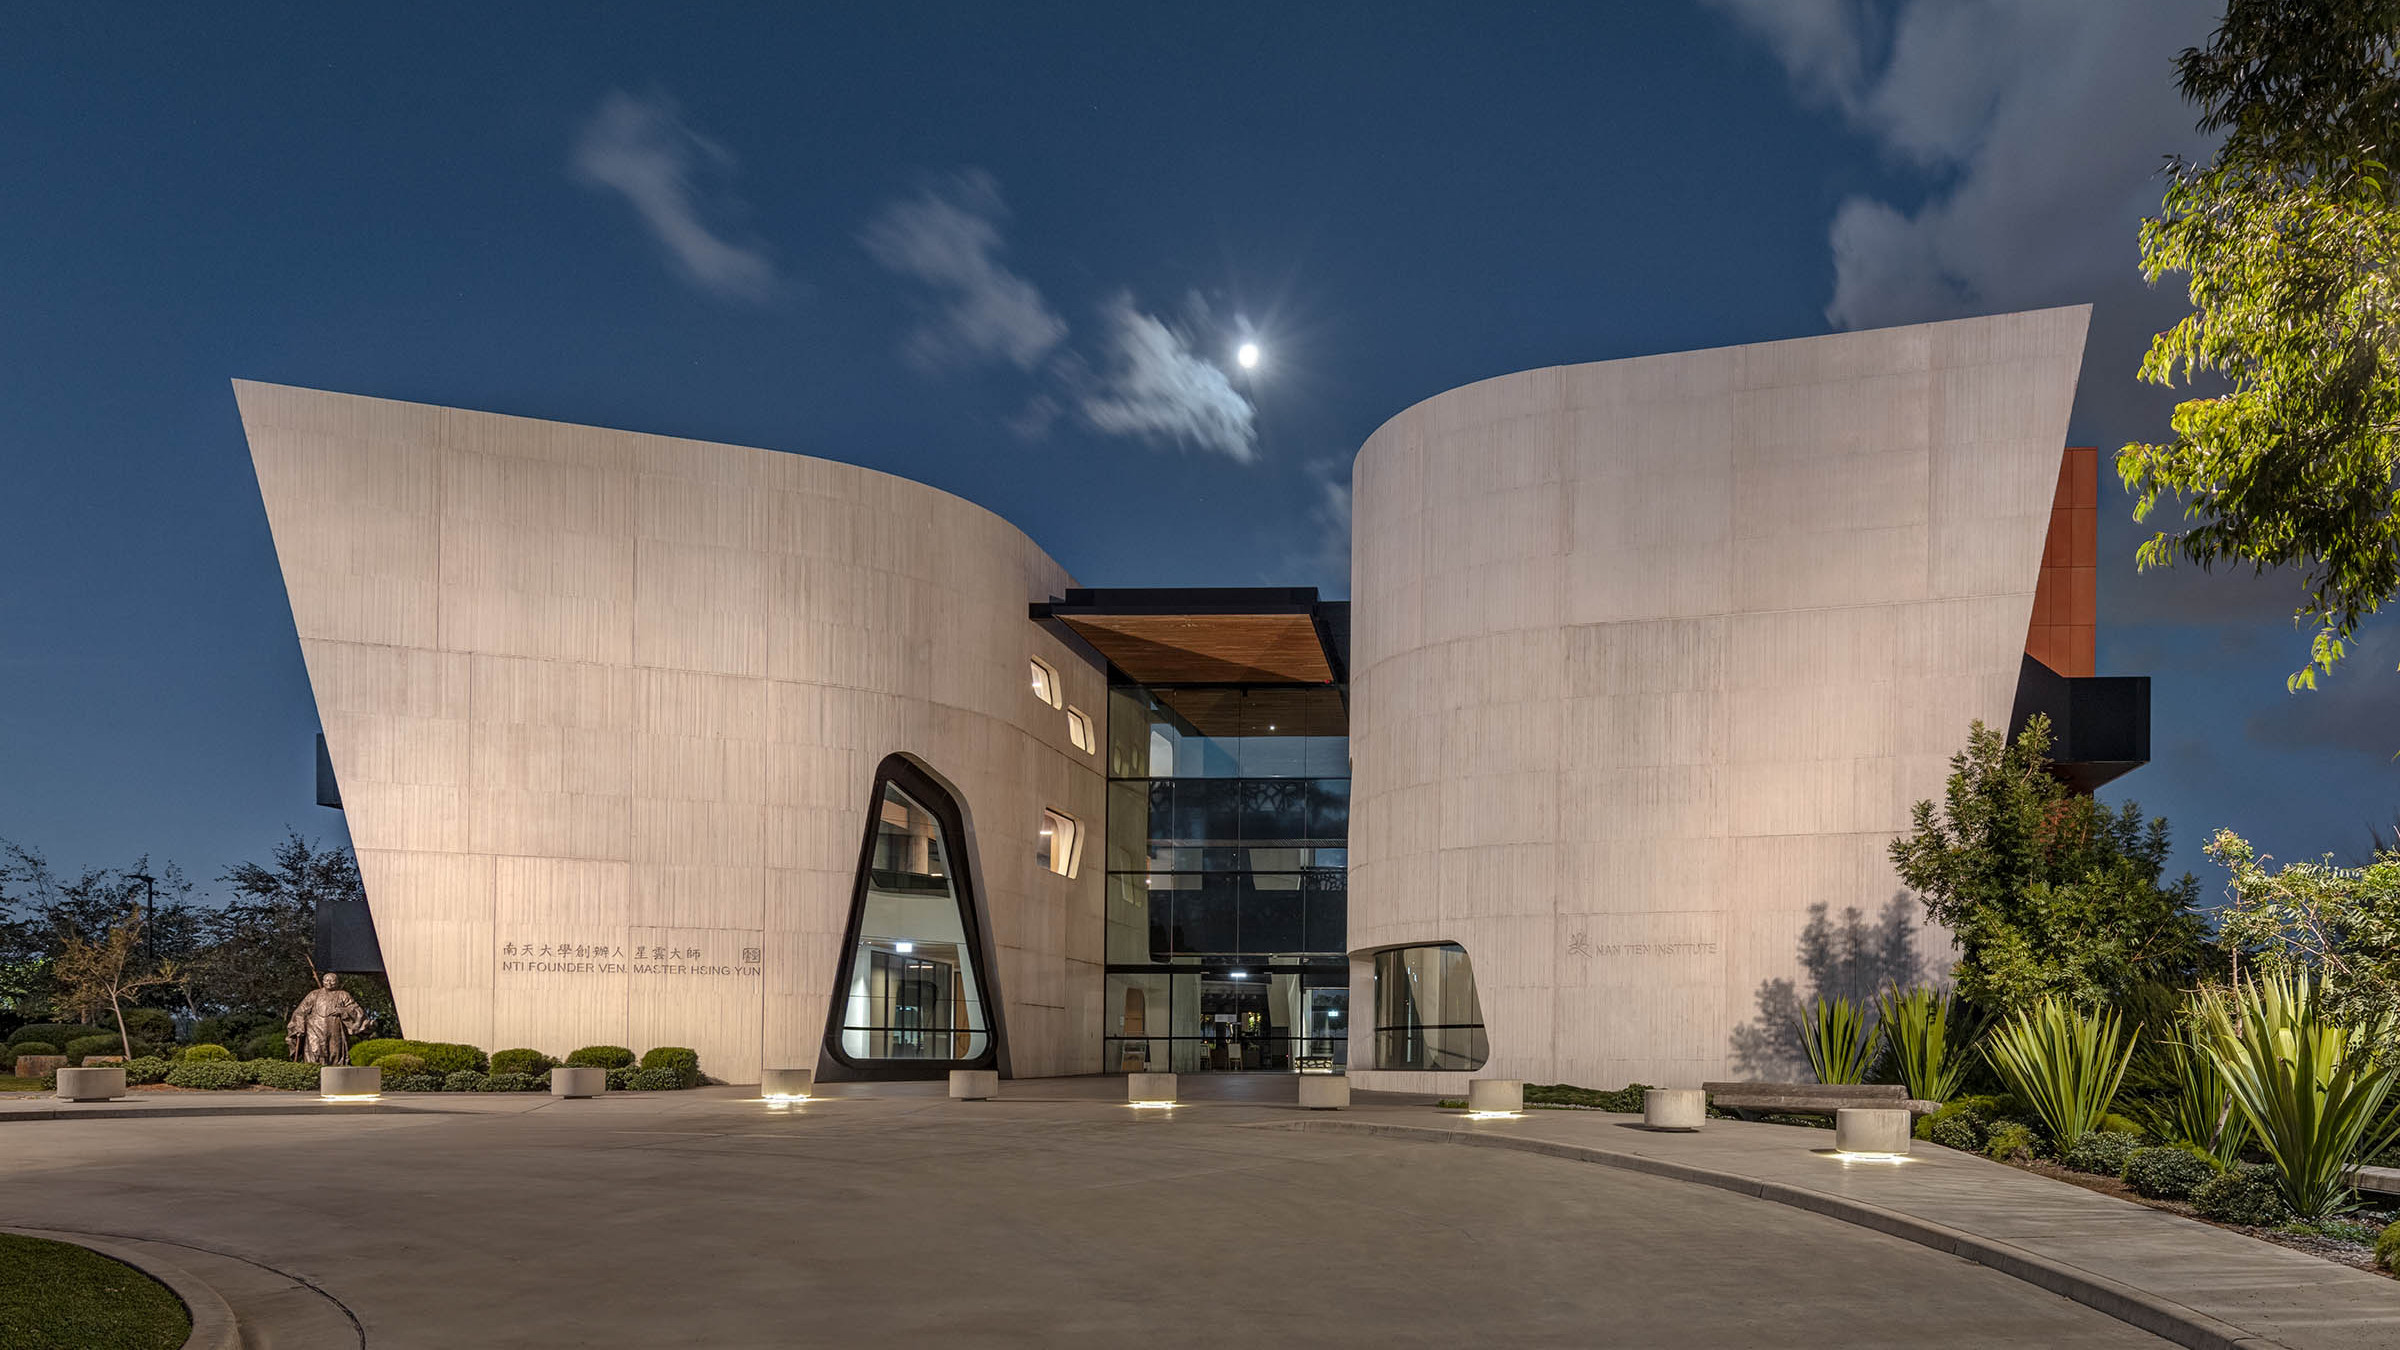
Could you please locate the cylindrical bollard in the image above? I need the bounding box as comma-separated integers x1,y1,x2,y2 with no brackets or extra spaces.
949,1069,999,1100
552,1066,606,1099
1298,1076,1350,1110
1127,1071,1177,1105
760,1068,814,1100
54,1067,126,1102
320,1065,382,1098
1835,1108,1912,1156
1642,1087,1706,1131
1466,1079,1524,1113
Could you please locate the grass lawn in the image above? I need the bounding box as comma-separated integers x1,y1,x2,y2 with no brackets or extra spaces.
0,1076,44,1092
0,1233,190,1350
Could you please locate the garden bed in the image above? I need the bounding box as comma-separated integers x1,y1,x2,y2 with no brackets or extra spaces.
2001,1153,2399,1276
0,1232,189,1350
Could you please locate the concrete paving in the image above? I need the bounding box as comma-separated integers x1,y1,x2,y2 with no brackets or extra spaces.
0,1077,2378,1347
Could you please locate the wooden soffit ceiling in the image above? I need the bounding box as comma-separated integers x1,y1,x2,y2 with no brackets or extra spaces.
1056,612,1335,684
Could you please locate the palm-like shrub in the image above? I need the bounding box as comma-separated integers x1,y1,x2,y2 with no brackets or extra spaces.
1879,986,1969,1102
2133,1028,2249,1166
1800,996,1878,1085
2196,972,2400,1219
1983,997,2135,1152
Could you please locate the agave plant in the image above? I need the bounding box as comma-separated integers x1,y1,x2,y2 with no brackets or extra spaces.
2196,971,2400,1219
1879,986,1969,1102
2132,1026,2249,1167
1800,996,1879,1085
1983,997,2135,1151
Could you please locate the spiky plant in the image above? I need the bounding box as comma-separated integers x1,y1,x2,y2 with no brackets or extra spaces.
2133,1026,2249,1167
1879,986,1969,1102
1983,997,2135,1152
1800,996,1879,1085
2197,972,2400,1219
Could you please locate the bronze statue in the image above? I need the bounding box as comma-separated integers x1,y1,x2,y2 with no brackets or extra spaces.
286,973,374,1065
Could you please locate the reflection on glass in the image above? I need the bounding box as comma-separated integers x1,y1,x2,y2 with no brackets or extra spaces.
1374,943,1489,1071
838,781,989,1062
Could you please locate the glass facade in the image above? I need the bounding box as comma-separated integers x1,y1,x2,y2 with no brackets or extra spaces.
1103,682,1349,1073
1372,943,1488,1071
833,776,993,1066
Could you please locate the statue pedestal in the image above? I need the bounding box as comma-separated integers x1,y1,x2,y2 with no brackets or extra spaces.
320,1066,381,1098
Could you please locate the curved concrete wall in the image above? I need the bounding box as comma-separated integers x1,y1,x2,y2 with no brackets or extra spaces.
238,382,1108,1083
1345,307,2090,1092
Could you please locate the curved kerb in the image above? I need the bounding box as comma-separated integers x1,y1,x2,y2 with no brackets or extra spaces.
2,1226,239,1350
1261,1120,2279,1350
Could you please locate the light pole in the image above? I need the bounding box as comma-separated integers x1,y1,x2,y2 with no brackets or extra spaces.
130,871,156,956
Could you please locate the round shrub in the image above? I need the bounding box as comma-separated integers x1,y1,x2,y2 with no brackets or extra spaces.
2121,1146,2219,1200
390,1073,442,1093
2062,1130,2145,1177
605,1066,636,1090
489,1048,555,1077
441,1069,487,1092
119,1055,172,1086
625,1066,685,1091
64,1034,129,1062
11,1024,108,1048
346,1037,413,1067
372,1053,427,1077
347,1038,484,1074
164,1060,252,1090
182,1043,233,1062
566,1045,635,1070
10,1041,58,1057
2192,1165,2289,1226
480,1071,537,1092
1984,1121,2043,1163
247,1060,321,1091
1928,1112,1986,1153
241,1031,289,1061
639,1046,700,1087
2377,1220,2400,1274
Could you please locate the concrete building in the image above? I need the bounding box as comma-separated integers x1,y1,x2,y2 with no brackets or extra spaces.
240,303,2144,1088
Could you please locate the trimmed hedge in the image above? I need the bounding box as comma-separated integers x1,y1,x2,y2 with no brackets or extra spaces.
164,1060,251,1090
2193,1165,2289,1226
442,1070,487,1092
566,1045,635,1070
481,1071,539,1092
10,1041,58,1057
64,1034,132,1062
182,1044,234,1062
639,1047,701,1088
10,1024,109,1047
490,1048,556,1077
120,1056,173,1086
390,1073,442,1093
2122,1146,2217,1200
373,1053,427,1076
2061,1130,2145,1177
2377,1220,2400,1274
242,1031,290,1061
625,1066,685,1091
247,1060,320,1091
348,1039,484,1074
605,1066,636,1090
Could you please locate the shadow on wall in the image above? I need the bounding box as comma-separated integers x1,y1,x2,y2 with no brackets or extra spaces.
1728,894,1927,1081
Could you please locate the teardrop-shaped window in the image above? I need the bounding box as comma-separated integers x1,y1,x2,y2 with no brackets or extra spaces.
828,762,996,1069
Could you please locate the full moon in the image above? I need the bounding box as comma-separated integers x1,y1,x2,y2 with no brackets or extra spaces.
1236,341,1260,370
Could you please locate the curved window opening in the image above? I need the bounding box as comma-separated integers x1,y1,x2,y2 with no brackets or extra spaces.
828,762,996,1070
1373,943,1488,1071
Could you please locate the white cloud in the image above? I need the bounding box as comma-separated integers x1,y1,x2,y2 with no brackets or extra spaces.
861,171,1067,371
1075,293,1258,462
571,90,776,302
1703,0,2218,329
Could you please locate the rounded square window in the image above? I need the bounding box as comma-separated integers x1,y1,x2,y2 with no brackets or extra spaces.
1029,656,1063,710
1038,807,1082,878
1065,706,1096,755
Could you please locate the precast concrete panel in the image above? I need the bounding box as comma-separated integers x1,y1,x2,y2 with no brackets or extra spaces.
1344,307,2090,1092
238,383,1107,1083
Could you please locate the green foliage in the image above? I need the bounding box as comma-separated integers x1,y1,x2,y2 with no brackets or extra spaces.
389,1073,441,1093
189,1012,271,1051
2192,1163,2292,1226
348,1038,483,1074
567,1044,635,1069
202,832,368,1020
489,1048,556,1077
120,1007,173,1044
64,1034,132,1062
1528,1082,1651,1112
2197,970,2400,1218
1983,998,2137,1152
2131,1027,2251,1166
371,1054,426,1076
605,1066,636,1090
1984,1120,2042,1163
441,1070,486,1092
639,1046,701,1087
1890,719,2211,1014
2377,1219,2400,1273
2209,829,2400,1054
625,1066,684,1091
9,1024,108,1047
241,1030,288,1061
1799,996,1878,1085
2125,3,2400,689
1879,986,1971,1102
480,1071,537,1092
2122,1145,2221,1200
9,1042,56,1057
119,1055,172,1086
181,1043,232,1062
0,1231,191,1350
2062,1130,2147,1177
245,1059,319,1091
164,1060,250,1090
347,1037,410,1066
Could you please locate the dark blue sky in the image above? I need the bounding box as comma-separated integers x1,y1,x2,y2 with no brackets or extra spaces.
3,3,2391,898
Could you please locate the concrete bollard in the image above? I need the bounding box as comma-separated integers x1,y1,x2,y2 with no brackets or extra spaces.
1127,1072,1177,1105
1643,1088,1706,1131
552,1066,607,1099
320,1065,382,1098
1466,1079,1524,1114
55,1067,127,1102
1298,1076,1350,1110
760,1068,814,1100
1835,1107,1912,1156
949,1069,999,1100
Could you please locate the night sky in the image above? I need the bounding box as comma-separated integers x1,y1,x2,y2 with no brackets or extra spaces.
4,2,2391,901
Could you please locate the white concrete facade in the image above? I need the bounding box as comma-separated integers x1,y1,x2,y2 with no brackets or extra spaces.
1344,307,2091,1092
238,381,1108,1084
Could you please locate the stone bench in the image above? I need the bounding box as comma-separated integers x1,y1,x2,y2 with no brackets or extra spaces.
2355,1165,2400,1197
1701,1081,1939,1118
